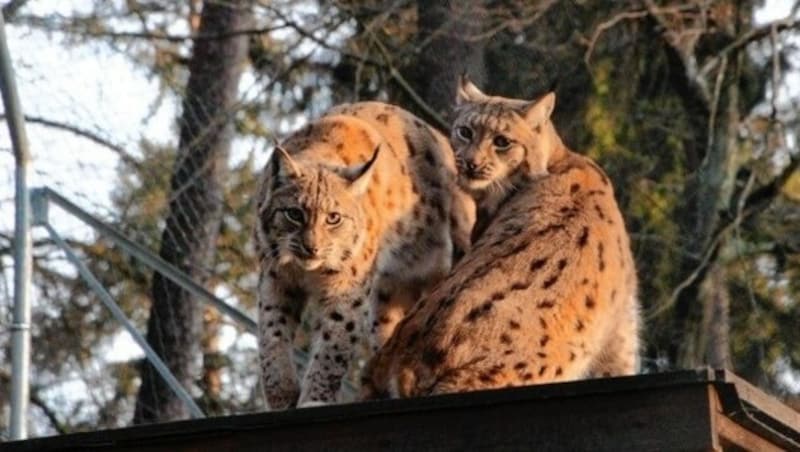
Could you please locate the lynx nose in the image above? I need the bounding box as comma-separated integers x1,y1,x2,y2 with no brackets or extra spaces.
300,242,318,258
466,161,478,173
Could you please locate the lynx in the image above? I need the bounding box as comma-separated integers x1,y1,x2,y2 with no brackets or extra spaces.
254,101,473,408
360,78,639,399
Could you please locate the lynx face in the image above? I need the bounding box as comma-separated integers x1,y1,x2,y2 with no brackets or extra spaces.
261,148,377,272
451,78,556,196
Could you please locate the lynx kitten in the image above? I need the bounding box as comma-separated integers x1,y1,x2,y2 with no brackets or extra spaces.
361,78,639,398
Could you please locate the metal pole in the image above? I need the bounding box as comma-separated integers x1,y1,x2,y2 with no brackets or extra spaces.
42,222,205,419
0,12,33,440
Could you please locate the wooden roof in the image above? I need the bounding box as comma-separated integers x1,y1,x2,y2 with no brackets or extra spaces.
3,369,799,451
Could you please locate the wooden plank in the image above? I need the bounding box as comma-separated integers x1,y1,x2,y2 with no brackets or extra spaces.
716,415,785,452
712,370,800,450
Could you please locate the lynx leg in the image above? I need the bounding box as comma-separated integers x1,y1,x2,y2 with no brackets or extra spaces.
258,271,304,410
297,296,367,407
587,298,640,378
368,278,421,352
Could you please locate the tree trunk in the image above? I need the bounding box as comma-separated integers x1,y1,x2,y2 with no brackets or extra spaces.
667,3,748,369
200,307,224,415
406,0,486,128
133,0,249,424
703,261,731,370
674,55,741,366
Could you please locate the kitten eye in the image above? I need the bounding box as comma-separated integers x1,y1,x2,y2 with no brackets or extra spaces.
326,212,342,226
493,135,511,150
456,126,473,142
283,208,305,224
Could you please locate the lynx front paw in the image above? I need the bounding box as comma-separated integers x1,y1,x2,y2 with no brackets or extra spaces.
264,378,300,411
297,400,328,409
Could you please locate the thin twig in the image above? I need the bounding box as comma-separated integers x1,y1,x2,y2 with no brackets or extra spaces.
584,10,649,65
705,56,728,157
770,23,781,121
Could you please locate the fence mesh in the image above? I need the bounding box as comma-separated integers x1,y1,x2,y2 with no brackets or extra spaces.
0,0,350,435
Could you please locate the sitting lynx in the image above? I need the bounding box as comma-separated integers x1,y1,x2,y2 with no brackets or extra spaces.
254,102,473,408
360,78,639,398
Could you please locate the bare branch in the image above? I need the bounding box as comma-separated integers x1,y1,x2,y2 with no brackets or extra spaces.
643,0,711,104
72,25,288,42
11,14,286,42
1,0,30,20
0,114,142,170
261,5,381,66
0,369,67,435
648,151,800,319
700,16,800,78
366,29,448,130
584,10,649,65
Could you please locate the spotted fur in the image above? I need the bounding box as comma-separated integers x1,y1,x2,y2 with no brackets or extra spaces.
360,79,639,399
255,102,474,409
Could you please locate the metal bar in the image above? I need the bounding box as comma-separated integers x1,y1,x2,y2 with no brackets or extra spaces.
0,12,33,440
34,187,257,333
42,222,205,419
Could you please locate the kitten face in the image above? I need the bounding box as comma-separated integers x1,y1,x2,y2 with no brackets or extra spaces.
451,76,556,196
450,111,528,193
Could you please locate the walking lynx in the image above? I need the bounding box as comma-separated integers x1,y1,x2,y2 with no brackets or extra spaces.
361,78,639,398
255,102,473,408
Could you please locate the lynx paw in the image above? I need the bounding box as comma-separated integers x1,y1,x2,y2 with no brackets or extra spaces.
297,400,328,409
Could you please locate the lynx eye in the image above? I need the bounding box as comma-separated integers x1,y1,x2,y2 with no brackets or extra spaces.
493,135,511,151
326,212,342,226
456,126,473,142
283,208,305,224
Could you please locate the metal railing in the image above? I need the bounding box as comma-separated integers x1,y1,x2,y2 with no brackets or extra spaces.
26,187,267,422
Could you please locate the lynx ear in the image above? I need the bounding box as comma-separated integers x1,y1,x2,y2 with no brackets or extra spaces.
456,74,488,105
522,92,556,128
344,145,381,196
272,145,302,179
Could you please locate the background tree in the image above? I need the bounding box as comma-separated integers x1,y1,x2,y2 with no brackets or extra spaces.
132,0,250,424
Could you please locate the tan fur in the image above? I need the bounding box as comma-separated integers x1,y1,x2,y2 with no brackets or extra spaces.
360,80,639,399
254,101,474,408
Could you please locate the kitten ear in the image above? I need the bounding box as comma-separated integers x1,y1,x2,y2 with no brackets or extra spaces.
271,144,302,179
456,73,488,105
522,92,556,128
345,145,381,196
